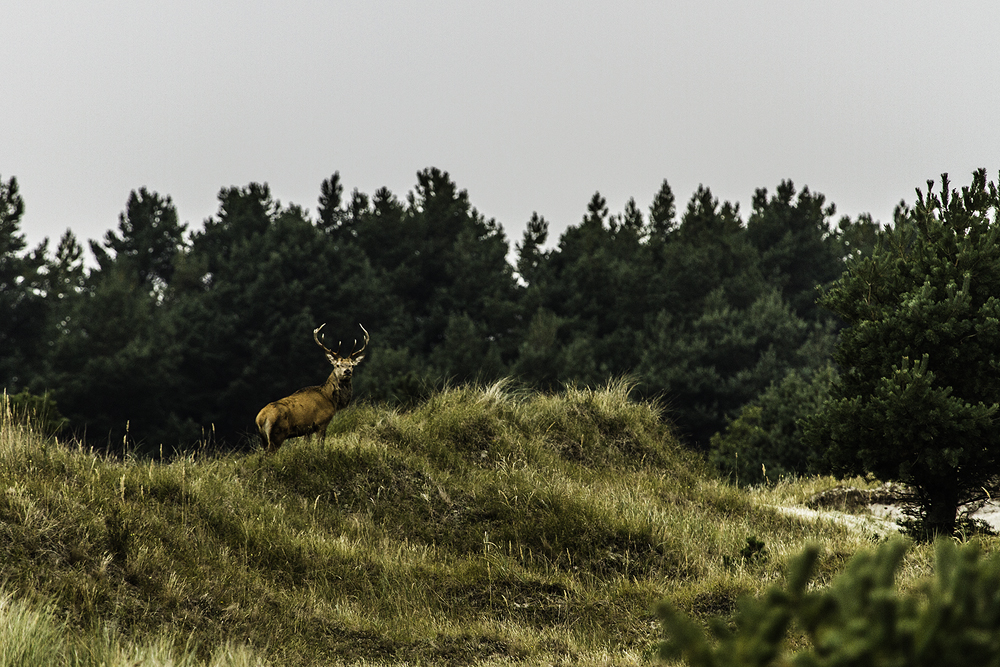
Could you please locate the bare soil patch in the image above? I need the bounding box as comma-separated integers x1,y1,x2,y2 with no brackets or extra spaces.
773,482,1000,534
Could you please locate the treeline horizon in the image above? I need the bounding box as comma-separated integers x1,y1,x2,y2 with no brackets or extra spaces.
0,167,882,455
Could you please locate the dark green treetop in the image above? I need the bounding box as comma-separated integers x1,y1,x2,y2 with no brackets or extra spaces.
0,175,48,389
746,180,843,321
90,188,187,293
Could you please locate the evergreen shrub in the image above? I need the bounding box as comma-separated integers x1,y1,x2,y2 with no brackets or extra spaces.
1,389,69,434
710,365,836,485
659,538,1000,666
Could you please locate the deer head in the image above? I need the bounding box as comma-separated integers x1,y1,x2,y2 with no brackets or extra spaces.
312,322,368,383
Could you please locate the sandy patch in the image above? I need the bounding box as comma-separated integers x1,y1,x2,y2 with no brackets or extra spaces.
770,504,902,535
773,498,1000,535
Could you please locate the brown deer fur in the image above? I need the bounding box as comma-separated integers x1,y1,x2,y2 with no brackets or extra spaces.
255,324,367,452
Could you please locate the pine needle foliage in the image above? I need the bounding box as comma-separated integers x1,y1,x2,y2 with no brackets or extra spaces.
805,169,1000,536
659,538,1000,667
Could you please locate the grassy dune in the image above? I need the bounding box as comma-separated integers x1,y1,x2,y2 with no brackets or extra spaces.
0,381,954,666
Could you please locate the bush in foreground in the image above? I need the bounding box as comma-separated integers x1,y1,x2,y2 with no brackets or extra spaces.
659,538,1000,666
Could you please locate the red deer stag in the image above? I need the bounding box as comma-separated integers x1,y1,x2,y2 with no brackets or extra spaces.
255,323,368,452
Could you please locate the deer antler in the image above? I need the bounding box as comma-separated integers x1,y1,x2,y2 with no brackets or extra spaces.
351,324,370,359
313,323,342,359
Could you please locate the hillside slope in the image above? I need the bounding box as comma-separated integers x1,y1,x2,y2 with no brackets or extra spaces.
0,381,909,666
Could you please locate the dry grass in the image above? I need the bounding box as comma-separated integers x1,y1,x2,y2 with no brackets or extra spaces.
0,380,980,665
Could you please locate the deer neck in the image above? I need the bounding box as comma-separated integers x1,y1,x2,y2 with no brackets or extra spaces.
322,369,353,408
337,379,354,410
320,371,340,400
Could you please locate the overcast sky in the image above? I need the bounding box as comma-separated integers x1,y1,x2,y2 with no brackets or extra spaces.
4,1,999,259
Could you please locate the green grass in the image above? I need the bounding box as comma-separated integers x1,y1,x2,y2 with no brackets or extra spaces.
0,379,976,665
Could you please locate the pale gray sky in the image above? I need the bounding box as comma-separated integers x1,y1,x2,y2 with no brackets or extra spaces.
4,1,999,257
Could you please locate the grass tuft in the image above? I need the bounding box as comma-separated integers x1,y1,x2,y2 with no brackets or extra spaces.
0,380,959,665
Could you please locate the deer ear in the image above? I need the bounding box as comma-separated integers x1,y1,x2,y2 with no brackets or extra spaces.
352,354,365,364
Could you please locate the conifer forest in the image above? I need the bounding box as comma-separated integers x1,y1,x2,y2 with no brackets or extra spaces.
1,167,880,459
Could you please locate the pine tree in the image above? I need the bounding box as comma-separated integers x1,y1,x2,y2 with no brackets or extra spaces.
805,169,1000,536
0,175,48,389
648,178,678,239
745,180,843,322
90,188,187,293
515,211,549,287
